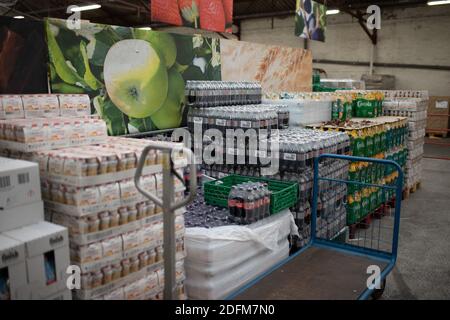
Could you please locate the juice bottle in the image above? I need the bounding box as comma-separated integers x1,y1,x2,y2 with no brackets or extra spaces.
370,187,378,212
338,97,344,120
377,178,385,206
373,126,380,156
331,99,339,120
380,127,387,154
348,162,358,194
365,127,374,158
345,94,353,120
347,191,361,224
356,130,365,157
354,92,360,117
361,188,370,218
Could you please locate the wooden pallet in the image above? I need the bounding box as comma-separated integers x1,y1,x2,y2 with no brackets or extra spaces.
373,205,384,219
401,181,421,200
348,200,398,239
409,181,421,193
402,188,410,200
348,223,357,239
358,213,373,230
426,132,448,138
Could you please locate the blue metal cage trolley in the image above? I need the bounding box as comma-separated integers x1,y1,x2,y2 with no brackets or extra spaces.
226,154,404,300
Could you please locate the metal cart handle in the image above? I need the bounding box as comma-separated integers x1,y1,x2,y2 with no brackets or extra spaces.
134,142,197,300
134,144,197,211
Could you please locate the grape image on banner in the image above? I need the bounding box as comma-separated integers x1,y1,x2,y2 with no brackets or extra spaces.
295,0,327,42
151,0,233,33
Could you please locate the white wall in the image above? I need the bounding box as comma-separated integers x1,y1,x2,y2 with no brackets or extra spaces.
240,5,450,96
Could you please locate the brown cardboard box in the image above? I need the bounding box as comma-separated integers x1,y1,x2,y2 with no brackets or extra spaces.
427,96,450,137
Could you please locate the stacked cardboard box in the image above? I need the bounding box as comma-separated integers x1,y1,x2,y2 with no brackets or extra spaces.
0,94,91,120
427,96,450,138
383,90,428,189
0,157,71,300
0,117,108,152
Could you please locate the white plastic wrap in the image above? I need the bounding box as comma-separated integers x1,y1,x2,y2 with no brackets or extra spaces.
184,210,297,300
186,241,288,300
263,99,331,127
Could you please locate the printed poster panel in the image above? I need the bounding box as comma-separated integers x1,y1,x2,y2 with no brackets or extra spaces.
151,0,233,33
220,39,312,93
0,16,48,94
295,0,327,42
46,18,221,135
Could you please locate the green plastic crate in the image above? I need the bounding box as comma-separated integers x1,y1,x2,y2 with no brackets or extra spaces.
204,175,298,215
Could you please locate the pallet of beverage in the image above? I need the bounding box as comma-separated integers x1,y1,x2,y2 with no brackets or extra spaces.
201,128,351,246
335,90,385,118
383,90,429,100
44,141,187,300
0,94,91,120
0,116,108,152
3,136,189,300
383,92,428,191
263,91,340,127
307,117,408,229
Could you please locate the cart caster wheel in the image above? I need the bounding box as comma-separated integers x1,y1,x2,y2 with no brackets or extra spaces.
371,279,386,300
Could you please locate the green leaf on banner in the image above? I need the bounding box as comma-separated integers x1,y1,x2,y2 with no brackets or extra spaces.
128,117,155,133
80,40,102,90
90,27,123,67
182,65,205,81
112,26,133,39
51,82,86,94
173,62,189,74
46,21,86,86
63,44,86,78
295,14,305,36
92,94,105,118
174,34,194,65
194,47,212,58
102,97,128,135
205,64,221,81
49,64,58,82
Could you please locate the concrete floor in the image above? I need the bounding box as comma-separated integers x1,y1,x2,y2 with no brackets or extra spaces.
384,157,450,299
424,137,450,159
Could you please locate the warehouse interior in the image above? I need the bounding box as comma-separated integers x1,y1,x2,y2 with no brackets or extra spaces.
0,0,449,302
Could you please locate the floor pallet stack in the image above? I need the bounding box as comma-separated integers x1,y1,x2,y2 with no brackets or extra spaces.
188,82,352,249
383,90,428,196
308,116,409,238
10,138,189,300
0,95,188,300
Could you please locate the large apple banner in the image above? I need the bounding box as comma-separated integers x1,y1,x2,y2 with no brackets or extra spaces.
45,18,221,135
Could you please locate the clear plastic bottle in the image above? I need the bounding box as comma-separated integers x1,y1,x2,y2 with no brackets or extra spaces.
263,183,271,218
235,187,245,224
243,188,254,224
228,186,237,222
253,185,263,221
